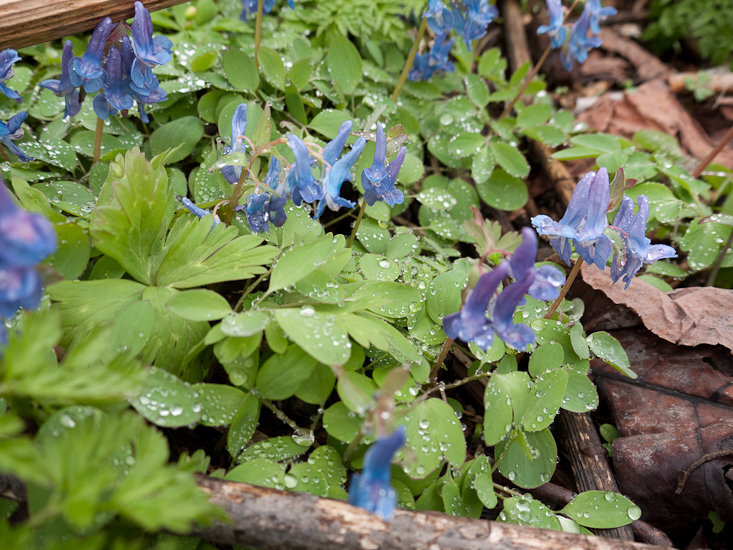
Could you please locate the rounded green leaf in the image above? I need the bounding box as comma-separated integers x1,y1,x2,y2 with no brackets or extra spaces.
256,344,318,400
258,46,285,90
426,268,467,324
45,223,90,280
528,342,564,376
561,370,599,413
323,401,363,443
238,435,311,463
500,494,561,530
274,308,352,367
489,141,529,178
521,368,568,432
496,428,557,489
587,331,636,378
225,458,284,488
220,311,269,337
227,393,261,459
222,48,259,92
560,491,641,528
476,168,528,211
327,35,362,95
150,117,204,164
131,367,201,428
360,254,401,281
192,383,247,426
167,289,232,321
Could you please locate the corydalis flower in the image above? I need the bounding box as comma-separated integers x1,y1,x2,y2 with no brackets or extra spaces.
586,0,617,34
451,0,498,52
531,168,613,269
244,158,287,233
240,0,294,21
0,112,31,162
561,3,602,70
409,33,455,81
0,181,57,267
0,49,22,103
120,36,167,123
285,134,323,205
180,197,221,228
610,195,676,288
40,41,82,118
425,0,453,33
222,103,248,184
130,1,173,91
509,228,565,301
70,17,114,93
0,265,43,319
537,0,567,49
348,427,405,520
361,124,406,207
93,47,134,120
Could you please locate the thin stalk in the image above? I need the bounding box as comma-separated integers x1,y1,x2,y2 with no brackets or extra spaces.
346,199,367,247
221,167,248,224
429,337,454,384
92,117,104,163
391,18,428,102
342,430,364,466
499,43,552,119
254,0,264,70
545,257,583,319
706,229,733,286
260,399,301,432
235,265,274,311
691,125,733,179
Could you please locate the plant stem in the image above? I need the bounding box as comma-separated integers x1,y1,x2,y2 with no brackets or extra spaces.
499,43,552,119
544,257,583,319
391,17,428,103
691,125,733,179
92,117,104,163
254,0,264,70
429,337,454,383
346,199,367,248
235,265,274,311
342,430,364,466
706,229,733,286
221,168,248,224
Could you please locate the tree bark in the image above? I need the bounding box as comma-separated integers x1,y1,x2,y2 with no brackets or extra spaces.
0,0,191,50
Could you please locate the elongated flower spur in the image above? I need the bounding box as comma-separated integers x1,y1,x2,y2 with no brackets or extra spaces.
40,41,82,118
348,427,405,520
0,49,22,103
361,124,406,207
0,111,31,162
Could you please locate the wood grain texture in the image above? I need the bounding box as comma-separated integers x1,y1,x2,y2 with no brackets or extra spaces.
0,0,191,50
195,475,667,550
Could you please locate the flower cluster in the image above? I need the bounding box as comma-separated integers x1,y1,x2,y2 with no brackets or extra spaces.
239,0,295,21
0,49,30,162
348,427,405,520
411,0,498,82
0,179,57,345
537,0,616,70
531,168,677,288
443,228,565,351
208,108,405,234
40,2,170,122
0,49,22,103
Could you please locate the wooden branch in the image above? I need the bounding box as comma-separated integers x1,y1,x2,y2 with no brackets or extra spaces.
0,0,191,50
195,475,667,550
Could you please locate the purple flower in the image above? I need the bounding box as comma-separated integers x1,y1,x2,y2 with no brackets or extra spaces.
451,0,498,51
0,181,57,268
240,0,276,20
181,197,221,228
222,103,248,184
315,121,367,219
443,262,509,350
0,49,22,103
130,1,173,91
610,195,677,288
285,134,323,205
408,33,455,81
348,427,405,520
561,4,602,70
531,168,613,270
242,159,287,233
509,228,565,301
537,0,567,49
70,17,114,93
425,0,454,34
0,265,43,319
586,0,617,35
40,41,82,119
93,47,134,120
361,124,406,207
120,36,167,123
0,112,31,163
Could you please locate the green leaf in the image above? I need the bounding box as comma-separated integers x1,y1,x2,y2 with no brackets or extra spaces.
323,401,363,443
222,48,259,92
570,133,623,154
227,393,261,458
24,138,77,172
309,110,353,139
190,50,218,72
561,491,641,528
166,289,232,321
327,35,362,95
258,46,286,89
193,383,246,426
339,312,422,363
569,323,590,359
465,74,489,107
238,436,311,463
359,254,401,281
352,281,422,318
528,342,564,376
295,362,336,405
587,331,636,378
474,473,498,509
426,268,467,324
417,187,459,211
256,344,318,400
130,367,201,428
476,168,528,211
521,369,568,432
295,270,345,303
516,104,553,129
471,147,495,184
561,370,599,413
387,233,419,259
274,308,352,367
226,458,285,488
45,223,90,280
220,310,269,337
449,132,485,159
149,116,204,164
269,236,341,292
500,494,561,530
489,142,529,178
496,428,557,489
399,398,466,478
483,371,531,445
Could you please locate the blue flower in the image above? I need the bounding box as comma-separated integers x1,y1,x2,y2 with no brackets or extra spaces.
70,17,114,93
586,0,617,35
531,168,613,270
0,49,22,103
610,195,677,288
240,0,276,20
0,181,57,268
130,1,173,91
180,197,221,228
285,134,323,205
244,192,271,233
425,0,454,34
361,124,406,207
93,47,134,120
561,4,602,70
120,37,167,123
0,112,31,162
242,159,288,233
451,0,498,51
491,271,537,351
40,41,82,119
0,265,43,319
409,33,455,81
537,0,567,49
443,262,510,350
509,228,565,301
222,104,248,184
315,121,367,219
348,427,405,520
